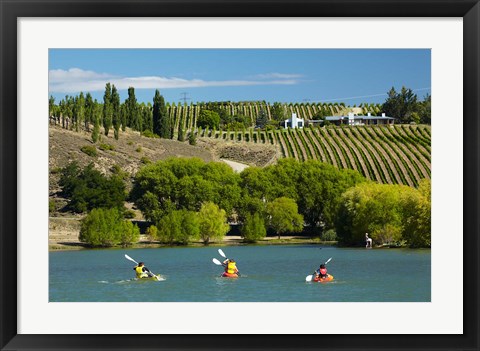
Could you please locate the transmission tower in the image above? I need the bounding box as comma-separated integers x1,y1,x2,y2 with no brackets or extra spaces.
180,92,191,104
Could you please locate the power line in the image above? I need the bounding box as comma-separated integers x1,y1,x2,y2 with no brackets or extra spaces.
315,87,431,103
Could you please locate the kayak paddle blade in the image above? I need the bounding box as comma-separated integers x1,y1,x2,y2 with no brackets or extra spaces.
305,275,313,282
218,249,227,258
212,258,223,266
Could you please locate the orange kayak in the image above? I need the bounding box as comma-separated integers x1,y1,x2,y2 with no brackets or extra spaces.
222,272,239,278
313,274,334,283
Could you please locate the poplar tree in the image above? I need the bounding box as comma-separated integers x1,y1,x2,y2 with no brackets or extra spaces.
49,95,55,120
73,93,85,132
85,93,94,131
111,85,121,140
91,100,101,143
153,89,170,138
126,87,141,131
103,83,113,136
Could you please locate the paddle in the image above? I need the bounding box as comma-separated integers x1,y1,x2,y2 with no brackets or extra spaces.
212,258,223,266
306,257,332,282
218,249,227,259
125,254,158,280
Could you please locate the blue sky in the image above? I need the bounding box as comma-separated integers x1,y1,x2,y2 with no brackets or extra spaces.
49,49,431,106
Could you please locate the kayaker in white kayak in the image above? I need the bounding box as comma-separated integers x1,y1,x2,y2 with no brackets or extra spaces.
314,264,329,279
133,262,154,279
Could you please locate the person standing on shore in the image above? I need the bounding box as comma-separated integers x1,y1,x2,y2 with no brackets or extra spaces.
366,233,373,248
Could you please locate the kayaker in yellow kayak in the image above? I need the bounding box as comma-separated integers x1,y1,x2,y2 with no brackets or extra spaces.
133,262,154,279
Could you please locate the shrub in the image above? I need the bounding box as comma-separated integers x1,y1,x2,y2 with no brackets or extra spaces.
146,225,158,242
135,146,142,153
80,145,97,157
140,156,151,165
99,143,115,151
141,130,159,138
49,199,56,214
79,208,139,247
157,209,200,245
188,132,196,145
241,213,266,243
123,209,136,219
321,229,337,242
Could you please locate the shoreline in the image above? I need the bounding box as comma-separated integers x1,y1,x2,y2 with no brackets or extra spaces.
48,235,330,251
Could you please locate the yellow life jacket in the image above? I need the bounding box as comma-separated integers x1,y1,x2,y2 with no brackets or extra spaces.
135,266,148,278
227,262,237,274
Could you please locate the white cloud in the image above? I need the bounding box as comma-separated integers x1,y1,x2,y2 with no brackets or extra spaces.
254,73,304,80
49,68,115,83
48,68,301,93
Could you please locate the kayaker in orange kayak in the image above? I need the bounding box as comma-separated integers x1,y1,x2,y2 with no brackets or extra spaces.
222,258,239,277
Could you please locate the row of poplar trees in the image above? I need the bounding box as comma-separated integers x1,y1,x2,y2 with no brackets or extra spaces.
48,83,172,141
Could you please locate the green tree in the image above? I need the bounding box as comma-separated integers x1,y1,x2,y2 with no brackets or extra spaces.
118,220,141,247
79,208,139,247
198,202,229,244
197,110,220,130
402,179,431,247
103,83,113,136
255,108,268,128
141,103,153,133
158,209,200,245
91,100,101,143
126,87,141,131
111,85,121,140
188,131,197,145
59,162,126,213
267,197,304,239
417,94,431,124
178,125,186,141
270,102,286,121
157,210,183,244
153,89,169,138
241,212,266,242
73,92,85,132
335,182,427,247
382,86,418,124
49,95,56,120
130,158,241,222
85,93,94,132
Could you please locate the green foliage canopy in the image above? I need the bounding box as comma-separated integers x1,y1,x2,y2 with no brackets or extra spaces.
79,208,139,247
130,158,241,223
335,180,431,247
267,197,303,239
197,110,220,130
198,202,230,244
59,162,126,213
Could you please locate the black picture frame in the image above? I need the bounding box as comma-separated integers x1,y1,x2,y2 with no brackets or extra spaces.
1,1,478,350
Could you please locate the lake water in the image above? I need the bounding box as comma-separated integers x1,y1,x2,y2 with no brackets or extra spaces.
49,245,430,302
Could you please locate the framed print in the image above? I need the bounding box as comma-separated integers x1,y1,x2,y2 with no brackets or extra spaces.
1,0,479,350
